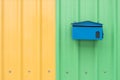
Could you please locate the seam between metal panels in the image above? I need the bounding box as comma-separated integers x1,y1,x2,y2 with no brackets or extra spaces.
59,0,61,79
56,0,61,79
1,0,4,80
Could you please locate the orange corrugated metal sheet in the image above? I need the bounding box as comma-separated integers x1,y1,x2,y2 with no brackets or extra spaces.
0,0,55,80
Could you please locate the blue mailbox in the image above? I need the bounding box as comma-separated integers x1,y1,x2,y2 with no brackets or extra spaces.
72,21,103,40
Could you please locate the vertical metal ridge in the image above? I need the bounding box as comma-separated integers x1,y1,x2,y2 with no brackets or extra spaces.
95,35,98,80
20,0,23,79
95,0,99,79
113,0,117,79
0,0,1,80
40,0,42,80
36,0,41,80
97,0,99,22
116,0,118,80
95,0,99,77
94,0,99,80
78,0,80,80
114,0,118,79
95,45,98,80
113,0,115,78
78,0,80,21
1,0,4,80
112,1,116,79
85,0,86,18
17,0,21,80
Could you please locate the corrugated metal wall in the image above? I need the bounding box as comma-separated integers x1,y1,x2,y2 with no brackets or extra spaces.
0,0,55,80
57,0,120,80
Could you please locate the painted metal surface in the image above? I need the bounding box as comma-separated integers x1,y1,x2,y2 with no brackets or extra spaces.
57,0,119,80
0,0,55,80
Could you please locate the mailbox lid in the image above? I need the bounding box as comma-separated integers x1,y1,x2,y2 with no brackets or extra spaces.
72,21,103,27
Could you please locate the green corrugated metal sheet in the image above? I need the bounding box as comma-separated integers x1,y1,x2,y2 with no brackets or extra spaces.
56,0,120,80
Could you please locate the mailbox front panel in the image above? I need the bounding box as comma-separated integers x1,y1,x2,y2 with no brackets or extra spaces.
72,27,103,40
